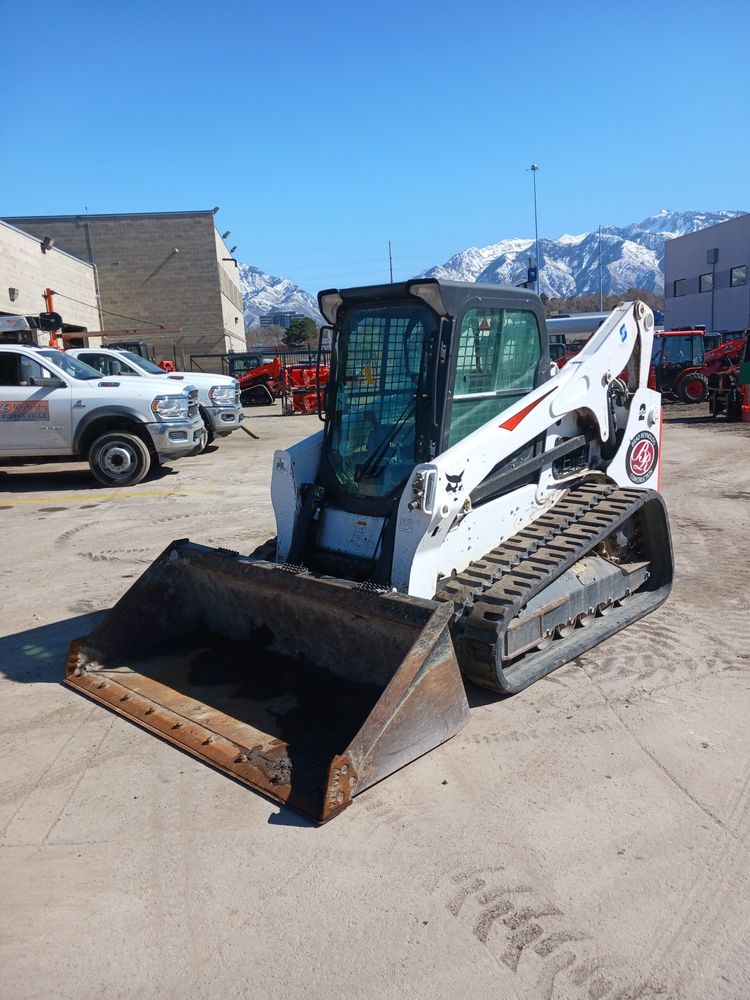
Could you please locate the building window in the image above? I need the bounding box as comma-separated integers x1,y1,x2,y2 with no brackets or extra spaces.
673,279,686,297
730,265,747,287
699,273,713,293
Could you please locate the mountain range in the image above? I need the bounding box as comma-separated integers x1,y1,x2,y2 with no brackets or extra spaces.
237,263,321,328
420,210,746,298
239,210,747,326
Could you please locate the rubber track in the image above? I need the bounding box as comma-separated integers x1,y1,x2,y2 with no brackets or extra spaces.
434,482,656,691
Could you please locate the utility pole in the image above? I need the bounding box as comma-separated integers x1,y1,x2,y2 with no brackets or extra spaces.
598,225,603,311
388,240,394,283
529,165,540,294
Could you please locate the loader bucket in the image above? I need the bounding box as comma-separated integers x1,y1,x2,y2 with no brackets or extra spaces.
65,541,469,822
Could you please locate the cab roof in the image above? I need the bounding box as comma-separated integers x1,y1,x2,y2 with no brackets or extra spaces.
318,277,542,325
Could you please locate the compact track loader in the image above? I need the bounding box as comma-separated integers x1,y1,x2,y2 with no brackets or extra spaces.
66,280,673,822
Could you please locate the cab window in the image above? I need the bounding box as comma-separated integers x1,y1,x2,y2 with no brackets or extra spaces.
448,308,541,447
653,335,702,366
78,352,135,376
0,354,55,386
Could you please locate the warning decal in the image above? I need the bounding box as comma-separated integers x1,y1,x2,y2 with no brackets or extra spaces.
478,318,491,332
625,430,658,484
0,401,50,422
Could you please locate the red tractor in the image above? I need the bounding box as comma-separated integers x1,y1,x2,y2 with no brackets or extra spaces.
647,330,746,404
708,333,750,421
234,354,331,412
236,356,285,405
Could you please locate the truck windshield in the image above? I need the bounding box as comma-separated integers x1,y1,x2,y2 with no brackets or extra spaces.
325,303,435,500
38,349,102,380
120,351,168,375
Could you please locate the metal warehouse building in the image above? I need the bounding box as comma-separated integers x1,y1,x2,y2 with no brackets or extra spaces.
664,213,750,333
4,210,247,369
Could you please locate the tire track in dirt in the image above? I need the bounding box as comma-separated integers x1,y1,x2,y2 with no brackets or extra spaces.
78,548,153,564
439,866,676,998
54,522,97,546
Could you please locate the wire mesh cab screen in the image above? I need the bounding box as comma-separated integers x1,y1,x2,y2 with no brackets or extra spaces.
326,302,435,499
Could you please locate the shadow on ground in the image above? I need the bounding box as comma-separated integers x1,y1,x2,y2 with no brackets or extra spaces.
0,464,179,495
0,612,106,683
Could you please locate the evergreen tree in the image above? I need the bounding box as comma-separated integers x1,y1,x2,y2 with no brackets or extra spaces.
283,317,318,349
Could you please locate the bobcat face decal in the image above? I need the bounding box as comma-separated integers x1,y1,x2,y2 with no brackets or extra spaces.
445,471,465,494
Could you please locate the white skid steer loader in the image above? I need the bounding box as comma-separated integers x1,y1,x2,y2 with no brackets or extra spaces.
66,280,673,822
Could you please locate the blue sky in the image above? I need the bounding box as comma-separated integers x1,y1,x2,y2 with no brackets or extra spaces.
5,0,749,291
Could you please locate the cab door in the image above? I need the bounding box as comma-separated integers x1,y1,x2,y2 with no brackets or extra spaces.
0,352,72,453
446,307,542,447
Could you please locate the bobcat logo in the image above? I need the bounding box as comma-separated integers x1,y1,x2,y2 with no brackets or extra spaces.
445,470,465,494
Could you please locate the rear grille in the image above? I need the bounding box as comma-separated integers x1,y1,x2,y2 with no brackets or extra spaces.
188,388,199,418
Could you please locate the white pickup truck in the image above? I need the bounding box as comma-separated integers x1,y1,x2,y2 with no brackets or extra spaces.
0,344,206,486
68,347,244,447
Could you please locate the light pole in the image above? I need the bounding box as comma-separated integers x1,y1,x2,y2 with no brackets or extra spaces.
529,164,540,294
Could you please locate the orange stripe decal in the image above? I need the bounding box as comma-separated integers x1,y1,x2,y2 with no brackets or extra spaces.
499,388,556,431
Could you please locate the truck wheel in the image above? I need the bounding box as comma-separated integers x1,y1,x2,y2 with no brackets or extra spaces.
198,407,215,452
677,373,709,404
88,431,151,487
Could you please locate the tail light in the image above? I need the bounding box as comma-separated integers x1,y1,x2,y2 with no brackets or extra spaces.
648,365,657,390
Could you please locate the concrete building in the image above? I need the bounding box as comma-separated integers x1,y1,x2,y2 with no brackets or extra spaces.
4,211,246,369
664,214,750,332
0,220,102,342
259,311,306,330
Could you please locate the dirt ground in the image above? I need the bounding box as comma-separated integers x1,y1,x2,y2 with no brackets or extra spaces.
1,404,749,1000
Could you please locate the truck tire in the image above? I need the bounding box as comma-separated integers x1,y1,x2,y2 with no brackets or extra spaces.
198,407,215,451
88,431,151,487
676,372,709,404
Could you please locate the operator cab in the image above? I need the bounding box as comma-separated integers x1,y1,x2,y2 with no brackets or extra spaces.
290,279,549,580
318,279,549,506
649,330,705,396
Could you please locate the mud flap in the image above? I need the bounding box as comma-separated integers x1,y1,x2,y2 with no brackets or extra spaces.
65,541,469,823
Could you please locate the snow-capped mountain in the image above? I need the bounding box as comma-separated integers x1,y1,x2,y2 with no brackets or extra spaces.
421,210,747,298
238,211,746,326
238,263,321,327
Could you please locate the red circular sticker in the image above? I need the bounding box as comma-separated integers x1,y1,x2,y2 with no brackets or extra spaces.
626,430,658,484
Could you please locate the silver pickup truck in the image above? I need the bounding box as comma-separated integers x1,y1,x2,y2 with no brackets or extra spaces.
0,345,206,486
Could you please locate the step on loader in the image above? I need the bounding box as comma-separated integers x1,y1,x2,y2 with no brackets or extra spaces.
66,280,673,822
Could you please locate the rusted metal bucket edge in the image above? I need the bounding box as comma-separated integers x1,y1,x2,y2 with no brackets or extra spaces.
64,638,317,816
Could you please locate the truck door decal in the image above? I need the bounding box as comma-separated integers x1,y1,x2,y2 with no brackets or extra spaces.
0,401,50,421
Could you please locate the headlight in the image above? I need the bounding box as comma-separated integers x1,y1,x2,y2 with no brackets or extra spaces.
208,381,238,404
151,392,189,420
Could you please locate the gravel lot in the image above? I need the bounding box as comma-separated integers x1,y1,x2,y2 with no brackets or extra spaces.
1,405,749,1000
